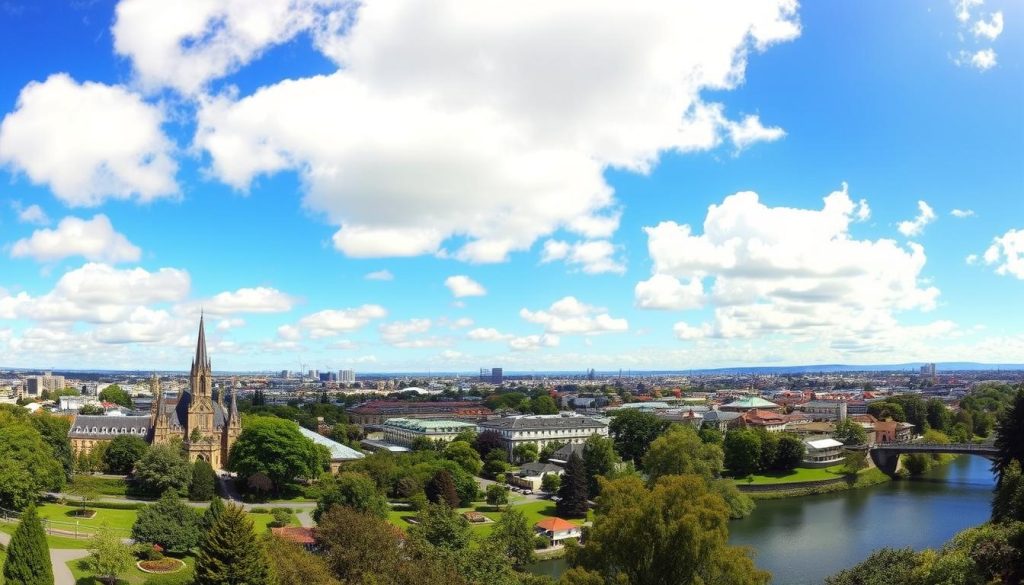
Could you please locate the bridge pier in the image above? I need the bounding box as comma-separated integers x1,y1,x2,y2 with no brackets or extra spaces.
870,449,901,476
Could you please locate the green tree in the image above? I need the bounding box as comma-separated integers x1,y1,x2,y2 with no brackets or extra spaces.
1,504,53,585
513,442,539,465
483,449,510,478
825,547,920,585
572,474,770,585
539,441,566,463
315,506,463,585
992,460,1024,523
557,452,589,519
103,434,149,474
444,441,483,475
926,399,953,433
85,527,135,585
425,469,461,508
98,384,132,408
842,450,868,475
409,502,470,551
189,459,217,501
487,507,535,568
642,425,723,483
994,388,1024,481
29,413,73,481
724,429,762,477
529,395,559,415
135,443,193,496
582,434,619,496
131,490,202,552
867,401,906,423
193,503,272,585
473,431,504,458
314,471,389,522
228,416,328,494
773,434,805,471
265,534,341,585
711,479,756,519
698,426,724,445
201,496,226,531
608,410,669,463
0,414,65,510
486,484,510,508
79,404,105,415
833,419,868,446
542,473,562,494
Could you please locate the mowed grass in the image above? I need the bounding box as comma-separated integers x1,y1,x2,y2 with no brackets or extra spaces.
69,555,195,585
387,499,586,541
67,475,132,497
0,503,295,550
733,464,850,485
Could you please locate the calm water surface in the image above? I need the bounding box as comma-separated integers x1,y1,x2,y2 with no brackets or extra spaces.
529,456,996,584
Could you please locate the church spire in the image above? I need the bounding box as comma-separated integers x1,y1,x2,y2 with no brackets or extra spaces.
193,311,210,374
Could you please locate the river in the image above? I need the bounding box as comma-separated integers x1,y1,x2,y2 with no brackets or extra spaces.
528,455,997,584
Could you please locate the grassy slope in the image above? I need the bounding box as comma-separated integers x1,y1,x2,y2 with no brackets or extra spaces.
733,464,849,485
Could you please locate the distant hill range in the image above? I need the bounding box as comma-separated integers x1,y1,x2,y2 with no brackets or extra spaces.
3,362,1023,377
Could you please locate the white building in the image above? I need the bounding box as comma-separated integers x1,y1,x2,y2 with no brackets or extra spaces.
339,370,356,383
380,418,477,447
477,415,608,455
803,438,845,467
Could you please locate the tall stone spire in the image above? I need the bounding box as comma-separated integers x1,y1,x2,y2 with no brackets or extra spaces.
190,313,213,399
229,386,240,429
192,311,210,375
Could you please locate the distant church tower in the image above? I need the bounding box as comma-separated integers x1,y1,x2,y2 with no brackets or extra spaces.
178,314,241,469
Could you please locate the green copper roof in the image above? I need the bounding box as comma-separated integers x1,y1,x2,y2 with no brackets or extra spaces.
724,396,780,409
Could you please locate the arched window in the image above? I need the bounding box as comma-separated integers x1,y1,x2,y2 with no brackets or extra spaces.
121,427,127,433
92,426,98,433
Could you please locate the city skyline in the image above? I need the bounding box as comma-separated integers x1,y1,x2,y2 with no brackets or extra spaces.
1,0,1022,372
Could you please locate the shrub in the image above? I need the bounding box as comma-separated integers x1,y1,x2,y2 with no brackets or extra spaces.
534,535,551,549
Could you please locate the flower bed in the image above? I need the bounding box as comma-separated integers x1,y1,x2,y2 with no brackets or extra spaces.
67,509,97,519
137,558,186,573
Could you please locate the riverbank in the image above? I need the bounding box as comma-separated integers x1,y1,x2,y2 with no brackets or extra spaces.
741,467,890,499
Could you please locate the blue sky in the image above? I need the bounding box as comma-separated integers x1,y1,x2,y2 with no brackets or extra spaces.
0,0,1021,372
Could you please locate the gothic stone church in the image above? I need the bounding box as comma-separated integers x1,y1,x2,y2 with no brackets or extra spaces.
68,316,242,469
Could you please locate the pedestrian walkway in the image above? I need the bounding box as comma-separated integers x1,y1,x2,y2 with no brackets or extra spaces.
0,527,89,585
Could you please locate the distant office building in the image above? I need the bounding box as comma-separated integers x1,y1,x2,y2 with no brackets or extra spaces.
920,363,937,381
308,369,318,380
339,369,356,383
800,400,849,421
280,370,290,379
319,372,337,382
491,367,503,384
25,372,65,396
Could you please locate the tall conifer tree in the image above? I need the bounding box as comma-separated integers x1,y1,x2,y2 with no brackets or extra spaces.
192,503,271,585
557,451,590,518
2,503,54,585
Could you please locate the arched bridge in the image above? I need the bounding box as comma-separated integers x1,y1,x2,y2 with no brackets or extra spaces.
870,442,998,476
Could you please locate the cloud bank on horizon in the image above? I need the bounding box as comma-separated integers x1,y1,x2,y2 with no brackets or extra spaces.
0,0,1020,371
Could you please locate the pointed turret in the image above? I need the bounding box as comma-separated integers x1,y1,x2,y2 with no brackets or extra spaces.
229,386,240,429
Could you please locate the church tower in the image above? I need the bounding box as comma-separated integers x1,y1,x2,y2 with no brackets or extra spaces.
185,314,220,465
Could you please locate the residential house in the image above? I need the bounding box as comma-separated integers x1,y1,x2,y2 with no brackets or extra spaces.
739,409,787,433
535,518,582,545
873,420,915,444
509,462,564,490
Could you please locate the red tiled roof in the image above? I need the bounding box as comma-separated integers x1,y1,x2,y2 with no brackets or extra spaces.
741,409,786,425
271,526,315,545
535,518,578,532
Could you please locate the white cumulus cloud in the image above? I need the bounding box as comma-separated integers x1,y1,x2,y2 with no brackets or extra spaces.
444,275,486,298
14,203,49,225
897,200,936,237
10,215,141,263
981,228,1024,279
541,240,625,275
298,304,387,338
973,11,1004,40
364,269,394,281
0,74,177,207
188,286,295,315
520,296,628,335
639,184,943,352
192,0,800,262
951,208,976,218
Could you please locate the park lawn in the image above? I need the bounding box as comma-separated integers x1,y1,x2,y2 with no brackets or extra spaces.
0,546,5,585
68,475,131,497
248,511,300,532
0,521,100,550
34,503,138,532
69,555,195,585
733,464,849,485
386,499,586,542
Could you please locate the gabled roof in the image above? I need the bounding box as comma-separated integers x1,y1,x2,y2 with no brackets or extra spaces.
517,462,563,477
271,526,315,545
535,518,578,532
